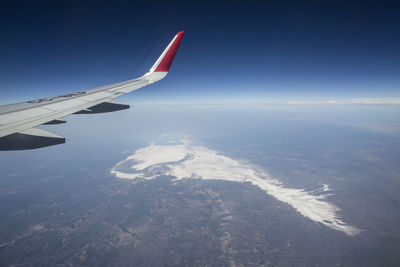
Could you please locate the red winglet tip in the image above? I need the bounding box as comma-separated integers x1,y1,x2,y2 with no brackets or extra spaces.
154,31,185,72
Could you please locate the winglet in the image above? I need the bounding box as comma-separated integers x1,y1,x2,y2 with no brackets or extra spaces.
149,31,185,73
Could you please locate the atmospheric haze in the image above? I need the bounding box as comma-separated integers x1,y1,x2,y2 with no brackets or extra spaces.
111,137,361,236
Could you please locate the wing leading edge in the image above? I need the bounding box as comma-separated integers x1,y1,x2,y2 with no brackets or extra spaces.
0,31,185,150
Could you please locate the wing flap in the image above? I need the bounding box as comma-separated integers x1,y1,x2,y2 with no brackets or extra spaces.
0,128,65,151
44,99,92,111
0,107,52,125
43,119,66,125
74,101,129,114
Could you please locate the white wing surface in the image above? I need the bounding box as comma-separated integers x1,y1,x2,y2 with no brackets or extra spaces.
0,31,185,150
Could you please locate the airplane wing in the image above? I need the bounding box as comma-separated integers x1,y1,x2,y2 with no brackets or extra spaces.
0,31,185,151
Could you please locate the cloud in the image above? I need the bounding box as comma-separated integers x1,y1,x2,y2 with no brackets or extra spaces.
111,139,361,236
287,98,400,105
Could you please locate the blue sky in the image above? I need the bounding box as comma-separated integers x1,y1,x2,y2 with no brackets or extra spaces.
0,0,399,104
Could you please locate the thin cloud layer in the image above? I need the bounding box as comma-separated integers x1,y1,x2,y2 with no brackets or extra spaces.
111,139,361,236
287,98,400,105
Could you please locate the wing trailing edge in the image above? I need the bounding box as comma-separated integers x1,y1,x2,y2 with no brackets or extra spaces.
73,101,130,114
0,128,65,151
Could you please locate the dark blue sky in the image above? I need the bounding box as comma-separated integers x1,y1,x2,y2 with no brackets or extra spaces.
1,0,399,104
